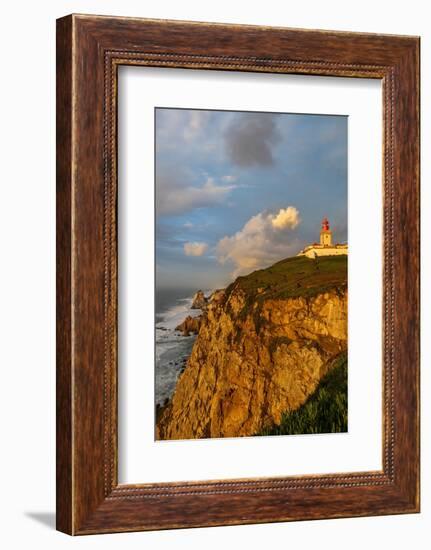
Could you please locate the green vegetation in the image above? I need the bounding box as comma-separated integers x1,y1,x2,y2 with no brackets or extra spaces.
224,255,347,329
228,255,347,301
257,352,348,436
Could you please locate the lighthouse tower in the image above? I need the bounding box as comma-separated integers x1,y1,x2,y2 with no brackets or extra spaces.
297,217,347,258
320,217,332,247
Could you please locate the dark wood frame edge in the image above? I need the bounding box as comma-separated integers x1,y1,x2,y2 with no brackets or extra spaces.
56,14,420,535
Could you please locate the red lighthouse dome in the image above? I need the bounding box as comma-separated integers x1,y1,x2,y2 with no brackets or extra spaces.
321,217,330,232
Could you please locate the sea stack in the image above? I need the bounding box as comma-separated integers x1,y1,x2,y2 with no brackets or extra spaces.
191,290,207,310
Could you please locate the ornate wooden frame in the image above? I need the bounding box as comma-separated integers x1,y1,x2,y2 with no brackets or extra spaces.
56,14,420,535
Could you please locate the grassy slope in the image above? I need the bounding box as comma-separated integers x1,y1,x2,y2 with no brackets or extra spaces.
258,352,348,436
225,255,347,304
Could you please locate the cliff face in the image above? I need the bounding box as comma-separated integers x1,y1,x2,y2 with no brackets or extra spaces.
157,256,347,440
175,315,202,336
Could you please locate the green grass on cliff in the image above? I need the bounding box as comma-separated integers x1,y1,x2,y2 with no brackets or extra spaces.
224,255,347,330
226,255,347,304
257,353,348,436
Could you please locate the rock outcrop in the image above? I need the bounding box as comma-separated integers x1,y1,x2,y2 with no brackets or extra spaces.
191,290,207,310
157,256,348,440
175,315,202,336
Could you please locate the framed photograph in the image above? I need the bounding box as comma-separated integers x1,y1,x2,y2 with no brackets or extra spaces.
56,14,420,534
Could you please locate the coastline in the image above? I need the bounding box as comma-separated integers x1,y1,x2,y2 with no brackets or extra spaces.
156,255,348,440
155,290,211,407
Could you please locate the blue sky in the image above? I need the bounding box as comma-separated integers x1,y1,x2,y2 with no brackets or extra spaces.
155,108,347,291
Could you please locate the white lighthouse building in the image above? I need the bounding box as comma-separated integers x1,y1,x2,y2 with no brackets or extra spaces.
297,218,348,259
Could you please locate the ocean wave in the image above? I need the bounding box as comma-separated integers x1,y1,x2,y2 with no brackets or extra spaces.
155,291,211,406
156,295,206,332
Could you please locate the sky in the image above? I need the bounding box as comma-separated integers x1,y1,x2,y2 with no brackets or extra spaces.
155,108,347,292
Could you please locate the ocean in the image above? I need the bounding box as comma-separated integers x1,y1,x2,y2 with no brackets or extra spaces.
155,288,209,407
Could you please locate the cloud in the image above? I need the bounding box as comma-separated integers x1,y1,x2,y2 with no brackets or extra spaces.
157,176,236,215
222,175,238,183
216,206,301,277
183,111,210,141
271,206,301,230
184,242,209,256
224,113,282,167
156,109,211,149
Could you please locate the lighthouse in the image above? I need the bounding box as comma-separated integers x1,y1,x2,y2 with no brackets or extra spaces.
320,217,332,246
297,217,347,259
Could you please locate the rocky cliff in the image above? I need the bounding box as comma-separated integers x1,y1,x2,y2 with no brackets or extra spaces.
175,315,202,336
157,255,347,440
191,290,208,310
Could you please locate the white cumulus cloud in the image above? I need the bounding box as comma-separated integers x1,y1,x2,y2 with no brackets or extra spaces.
216,206,301,277
271,206,301,230
184,242,209,257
